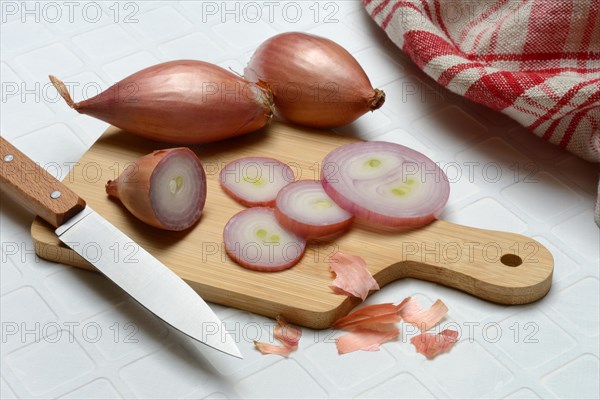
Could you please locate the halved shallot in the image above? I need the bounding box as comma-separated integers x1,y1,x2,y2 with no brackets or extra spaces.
275,180,353,238
245,32,385,128
220,157,294,207
51,60,273,144
321,141,450,227
223,207,306,271
106,148,206,231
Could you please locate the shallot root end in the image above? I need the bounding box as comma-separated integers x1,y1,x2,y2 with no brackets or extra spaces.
105,180,118,197
369,89,386,111
49,75,76,109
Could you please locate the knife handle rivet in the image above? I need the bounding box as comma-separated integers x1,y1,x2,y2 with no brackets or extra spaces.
50,190,61,199
3,154,13,162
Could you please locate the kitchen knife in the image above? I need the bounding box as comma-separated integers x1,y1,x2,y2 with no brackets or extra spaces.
0,136,242,358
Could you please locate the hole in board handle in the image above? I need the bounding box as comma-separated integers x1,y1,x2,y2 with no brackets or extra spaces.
501,254,522,267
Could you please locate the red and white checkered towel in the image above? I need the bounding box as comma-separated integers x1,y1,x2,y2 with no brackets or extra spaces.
364,0,600,224
364,0,599,161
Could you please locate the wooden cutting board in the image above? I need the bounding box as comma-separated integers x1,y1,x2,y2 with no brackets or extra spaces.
31,122,553,329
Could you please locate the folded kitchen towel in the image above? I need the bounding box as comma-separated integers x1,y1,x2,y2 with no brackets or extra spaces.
363,0,600,225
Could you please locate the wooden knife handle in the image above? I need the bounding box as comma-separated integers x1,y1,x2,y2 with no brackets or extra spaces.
0,136,85,228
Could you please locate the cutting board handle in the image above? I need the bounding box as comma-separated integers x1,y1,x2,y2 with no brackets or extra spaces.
371,220,554,305
0,136,86,228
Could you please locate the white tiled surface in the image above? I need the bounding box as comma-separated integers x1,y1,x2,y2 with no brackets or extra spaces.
1,1,599,399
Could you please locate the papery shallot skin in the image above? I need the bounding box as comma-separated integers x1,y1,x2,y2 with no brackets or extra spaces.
336,329,400,354
411,330,459,359
245,33,385,128
254,316,301,357
51,60,273,144
399,297,448,331
254,341,295,357
274,316,302,347
329,251,379,300
333,302,406,331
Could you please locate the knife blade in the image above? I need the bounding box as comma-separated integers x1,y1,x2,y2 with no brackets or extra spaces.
0,136,242,359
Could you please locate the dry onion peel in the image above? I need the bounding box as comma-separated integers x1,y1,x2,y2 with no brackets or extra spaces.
245,32,385,128
106,148,206,231
399,297,448,331
356,322,402,332
333,299,409,331
254,341,296,357
274,316,302,347
336,328,400,355
254,316,301,357
51,60,273,144
332,297,457,358
329,251,379,300
410,329,459,359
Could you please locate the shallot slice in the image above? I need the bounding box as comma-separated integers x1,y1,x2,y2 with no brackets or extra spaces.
329,252,379,300
106,148,206,231
275,180,353,238
220,157,294,207
321,141,450,227
336,329,400,355
245,32,385,128
399,298,448,331
223,207,306,271
410,330,459,359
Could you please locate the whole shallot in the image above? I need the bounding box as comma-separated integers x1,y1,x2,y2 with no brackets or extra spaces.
245,32,385,128
51,60,273,144
106,147,206,231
